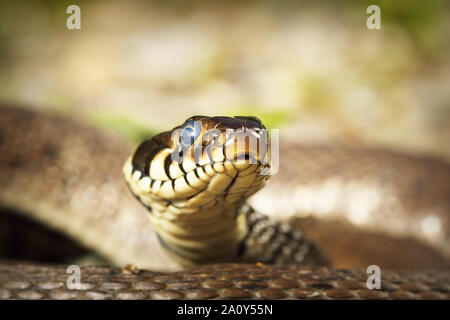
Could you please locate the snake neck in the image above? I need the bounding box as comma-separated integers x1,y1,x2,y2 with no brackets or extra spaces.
146,200,249,266
239,205,330,266
147,199,329,267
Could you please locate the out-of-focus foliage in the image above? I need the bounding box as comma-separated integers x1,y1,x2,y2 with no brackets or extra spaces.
0,0,448,157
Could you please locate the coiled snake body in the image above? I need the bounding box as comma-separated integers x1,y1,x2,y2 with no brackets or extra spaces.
0,106,449,299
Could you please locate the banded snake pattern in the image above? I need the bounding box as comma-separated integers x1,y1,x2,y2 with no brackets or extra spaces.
0,105,449,299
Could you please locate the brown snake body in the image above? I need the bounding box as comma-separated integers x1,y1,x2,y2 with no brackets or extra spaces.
1,263,449,300
0,105,449,299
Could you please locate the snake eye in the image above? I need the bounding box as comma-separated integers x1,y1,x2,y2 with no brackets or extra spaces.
180,120,201,146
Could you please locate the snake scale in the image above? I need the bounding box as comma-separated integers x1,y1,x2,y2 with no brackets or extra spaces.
0,105,449,300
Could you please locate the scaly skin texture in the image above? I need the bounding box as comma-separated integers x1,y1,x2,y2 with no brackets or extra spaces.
0,263,448,300
0,105,449,299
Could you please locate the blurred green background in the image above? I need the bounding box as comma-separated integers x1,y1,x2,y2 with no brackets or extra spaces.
0,0,449,157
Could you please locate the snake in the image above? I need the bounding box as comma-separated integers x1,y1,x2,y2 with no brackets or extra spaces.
0,105,449,300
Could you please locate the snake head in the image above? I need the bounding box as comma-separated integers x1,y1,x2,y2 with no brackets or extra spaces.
173,116,270,169
124,115,271,205
123,116,272,264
